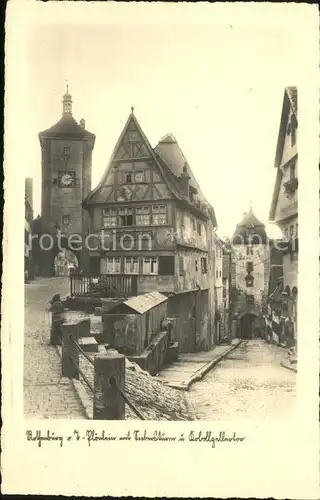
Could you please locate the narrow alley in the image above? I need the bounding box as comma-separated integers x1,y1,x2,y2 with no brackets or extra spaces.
187,340,296,420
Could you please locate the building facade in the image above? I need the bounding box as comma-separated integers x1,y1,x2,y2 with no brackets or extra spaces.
83,110,218,352
36,86,96,276
268,87,298,346
231,209,270,339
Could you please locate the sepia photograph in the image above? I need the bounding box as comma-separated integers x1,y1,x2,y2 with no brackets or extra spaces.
3,2,319,498
23,24,298,422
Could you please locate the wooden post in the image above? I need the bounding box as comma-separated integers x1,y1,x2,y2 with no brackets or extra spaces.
93,352,125,420
50,300,64,345
61,322,79,379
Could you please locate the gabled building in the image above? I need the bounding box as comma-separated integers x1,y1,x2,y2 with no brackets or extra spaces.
231,208,270,339
268,87,298,346
83,109,218,352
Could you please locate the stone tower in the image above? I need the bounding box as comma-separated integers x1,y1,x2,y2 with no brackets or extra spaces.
231,208,270,339
38,85,95,274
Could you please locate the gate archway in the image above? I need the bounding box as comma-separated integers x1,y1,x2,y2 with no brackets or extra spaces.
54,248,79,276
239,312,261,339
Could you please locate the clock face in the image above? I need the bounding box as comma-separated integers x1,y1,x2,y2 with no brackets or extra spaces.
59,171,75,187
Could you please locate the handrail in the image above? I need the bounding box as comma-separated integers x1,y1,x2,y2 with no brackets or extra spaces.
109,376,145,420
69,335,95,366
69,354,94,394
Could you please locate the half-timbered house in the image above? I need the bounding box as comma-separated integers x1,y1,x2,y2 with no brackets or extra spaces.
83,109,218,352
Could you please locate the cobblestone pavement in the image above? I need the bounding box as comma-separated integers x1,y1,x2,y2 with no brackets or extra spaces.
187,339,296,420
24,277,85,419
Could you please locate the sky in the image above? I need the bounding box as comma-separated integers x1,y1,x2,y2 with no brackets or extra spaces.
24,22,288,239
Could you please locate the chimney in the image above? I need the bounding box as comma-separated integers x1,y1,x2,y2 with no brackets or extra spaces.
80,118,85,130
179,162,191,197
25,178,33,209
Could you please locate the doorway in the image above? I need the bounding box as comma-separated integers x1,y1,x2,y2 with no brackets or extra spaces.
239,313,257,339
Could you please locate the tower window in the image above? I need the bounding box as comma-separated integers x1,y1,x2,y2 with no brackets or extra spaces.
62,215,70,226
197,222,201,235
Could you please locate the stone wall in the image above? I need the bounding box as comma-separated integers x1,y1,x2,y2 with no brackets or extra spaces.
129,331,169,375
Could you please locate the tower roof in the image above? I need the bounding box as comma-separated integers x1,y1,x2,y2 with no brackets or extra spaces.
39,114,95,139
233,208,267,243
236,209,265,228
39,86,95,140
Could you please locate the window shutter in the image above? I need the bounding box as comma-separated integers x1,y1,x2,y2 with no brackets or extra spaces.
158,256,175,276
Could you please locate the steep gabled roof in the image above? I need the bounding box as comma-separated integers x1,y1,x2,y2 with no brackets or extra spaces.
269,87,298,221
84,113,217,227
39,114,95,139
154,133,217,227
84,111,181,205
233,209,267,242
274,87,298,169
236,210,265,228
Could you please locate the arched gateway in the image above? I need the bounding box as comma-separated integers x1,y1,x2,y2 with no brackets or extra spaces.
238,311,262,340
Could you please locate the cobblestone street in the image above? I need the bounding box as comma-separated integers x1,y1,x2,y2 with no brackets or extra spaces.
187,340,296,420
24,277,85,419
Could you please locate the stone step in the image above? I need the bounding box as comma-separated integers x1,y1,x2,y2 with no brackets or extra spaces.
79,337,99,353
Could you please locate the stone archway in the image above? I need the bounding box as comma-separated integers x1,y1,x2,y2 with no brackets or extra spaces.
53,248,79,277
238,312,261,339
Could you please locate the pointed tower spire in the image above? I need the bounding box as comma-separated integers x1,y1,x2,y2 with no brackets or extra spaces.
62,80,72,115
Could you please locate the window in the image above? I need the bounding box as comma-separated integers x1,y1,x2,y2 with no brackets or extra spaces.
219,269,222,278
201,257,207,274
159,256,175,275
143,257,158,275
152,205,167,225
122,170,144,183
125,257,139,274
136,206,151,225
247,294,254,305
295,223,298,236
284,227,289,239
125,172,132,183
102,208,117,227
192,219,196,232
195,260,198,272
247,261,253,272
289,225,294,238
118,207,133,227
197,222,201,235
189,188,194,202
179,256,184,276
216,269,218,278
63,147,70,162
246,246,254,255
106,257,121,274
62,215,70,226
290,162,296,180
134,171,144,183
